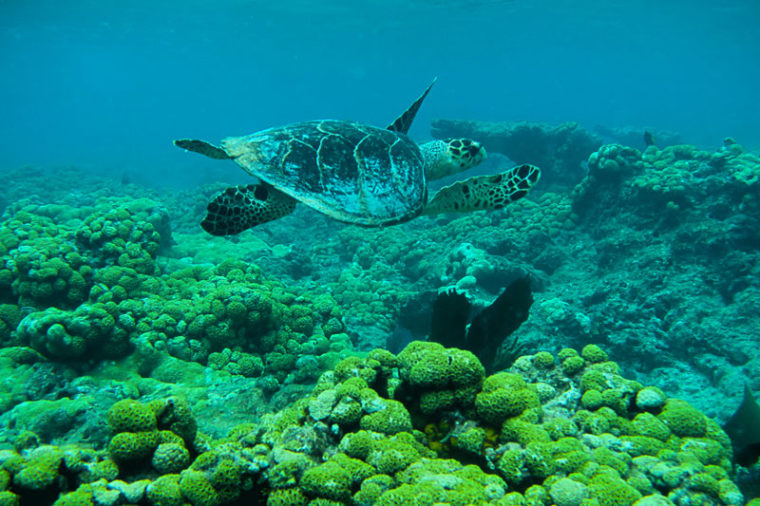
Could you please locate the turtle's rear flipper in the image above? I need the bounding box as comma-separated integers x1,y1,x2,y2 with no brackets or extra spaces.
201,184,297,236
423,164,541,215
175,139,231,160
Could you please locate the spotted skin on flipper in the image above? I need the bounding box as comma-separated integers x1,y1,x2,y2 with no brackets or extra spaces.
201,184,296,236
423,164,541,215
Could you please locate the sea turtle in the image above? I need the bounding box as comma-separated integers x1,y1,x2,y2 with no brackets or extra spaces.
175,80,540,235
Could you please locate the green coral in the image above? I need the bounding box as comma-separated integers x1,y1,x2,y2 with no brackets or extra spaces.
679,436,729,466
299,461,352,502
108,431,159,463
359,399,413,435
579,368,609,392
544,417,579,440
266,487,308,506
451,426,487,455
62,449,118,483
687,472,720,496
0,335,745,506
501,419,551,446
657,399,707,437
475,373,540,426
0,305,22,345
590,447,629,476
523,484,548,505
179,470,220,506
6,237,91,309
353,474,393,505
561,355,585,376
496,449,525,487
74,198,168,274
152,443,190,474
581,390,604,410
364,432,434,475
210,458,243,493
631,412,671,441
0,491,19,506
588,471,642,505
107,399,157,433
12,447,62,490
52,489,93,506
531,351,555,369
368,458,508,505
573,144,643,214
17,303,124,360
522,442,556,480
328,397,363,427
146,474,184,506
397,341,485,415
150,397,198,445
549,477,588,506
339,430,378,461
619,436,665,457
0,469,9,490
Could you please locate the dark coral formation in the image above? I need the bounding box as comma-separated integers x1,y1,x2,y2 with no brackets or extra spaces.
428,277,533,374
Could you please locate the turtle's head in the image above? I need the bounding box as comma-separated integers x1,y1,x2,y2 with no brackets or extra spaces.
420,138,487,181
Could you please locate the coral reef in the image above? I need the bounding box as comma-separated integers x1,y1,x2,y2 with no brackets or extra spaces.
2,132,760,502
0,344,750,504
0,193,351,380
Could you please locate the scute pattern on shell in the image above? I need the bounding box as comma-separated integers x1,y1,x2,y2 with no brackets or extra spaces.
222,120,427,226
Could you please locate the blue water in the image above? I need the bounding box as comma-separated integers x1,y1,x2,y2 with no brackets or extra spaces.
1,0,758,186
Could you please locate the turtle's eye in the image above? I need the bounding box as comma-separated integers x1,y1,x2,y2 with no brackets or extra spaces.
466,142,482,157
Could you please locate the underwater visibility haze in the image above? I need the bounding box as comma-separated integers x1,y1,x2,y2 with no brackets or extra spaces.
1,0,760,504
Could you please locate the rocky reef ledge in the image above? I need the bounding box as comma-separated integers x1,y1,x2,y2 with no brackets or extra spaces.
0,343,753,506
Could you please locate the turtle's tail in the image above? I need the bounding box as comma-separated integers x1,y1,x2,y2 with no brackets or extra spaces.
201,184,297,236
174,139,231,160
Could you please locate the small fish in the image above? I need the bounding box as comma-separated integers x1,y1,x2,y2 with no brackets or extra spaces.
723,383,760,467
643,130,655,147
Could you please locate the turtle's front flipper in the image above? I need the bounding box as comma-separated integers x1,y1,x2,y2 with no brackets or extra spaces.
423,164,540,216
201,184,297,236
175,139,231,160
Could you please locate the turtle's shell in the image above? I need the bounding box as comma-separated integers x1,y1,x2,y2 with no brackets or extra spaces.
221,120,427,226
